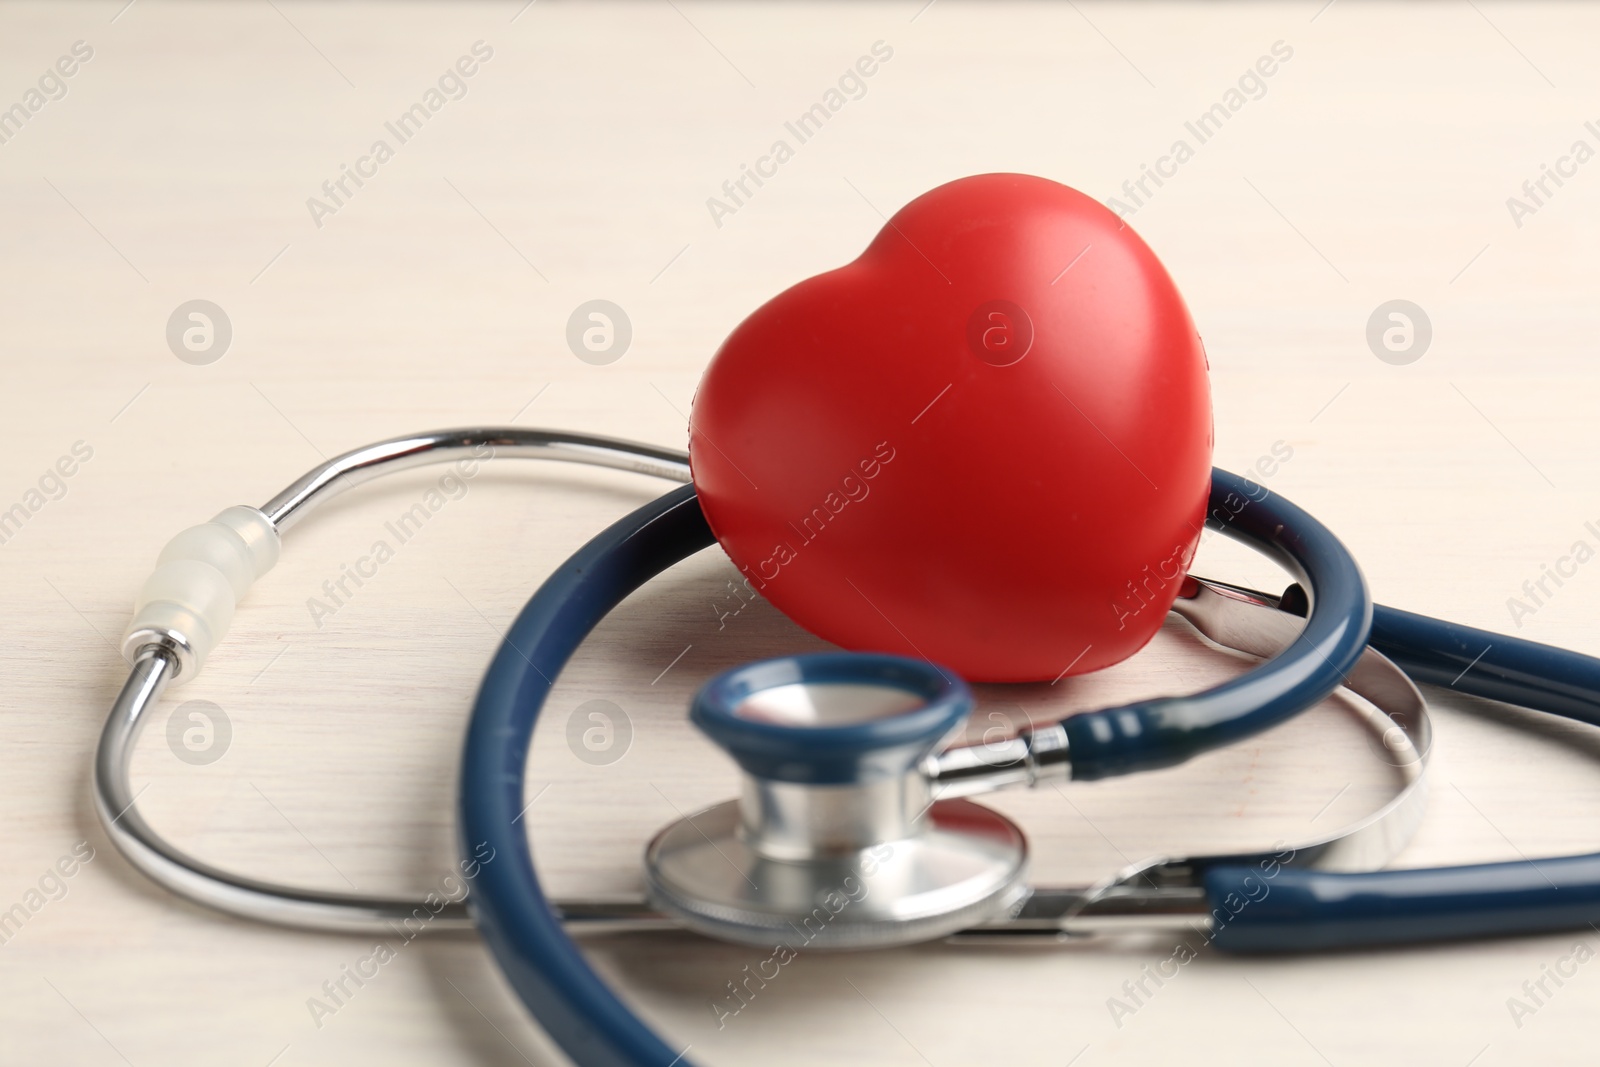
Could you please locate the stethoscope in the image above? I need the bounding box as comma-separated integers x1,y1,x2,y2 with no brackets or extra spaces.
96,427,1600,1067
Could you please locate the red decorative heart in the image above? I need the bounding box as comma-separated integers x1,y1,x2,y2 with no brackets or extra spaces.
689,173,1212,682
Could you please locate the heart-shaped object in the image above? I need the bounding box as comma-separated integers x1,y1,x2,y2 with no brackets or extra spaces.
689,173,1212,682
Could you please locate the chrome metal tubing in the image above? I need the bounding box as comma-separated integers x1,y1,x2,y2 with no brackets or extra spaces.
926,724,1071,800
949,885,1216,942
96,646,476,932
261,427,691,533
96,428,692,933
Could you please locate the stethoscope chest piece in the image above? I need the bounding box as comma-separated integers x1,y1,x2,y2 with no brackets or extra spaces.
643,654,1029,949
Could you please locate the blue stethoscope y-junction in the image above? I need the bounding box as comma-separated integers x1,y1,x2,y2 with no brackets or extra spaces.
96,428,1600,1067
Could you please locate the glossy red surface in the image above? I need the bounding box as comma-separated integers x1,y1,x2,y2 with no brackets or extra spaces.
689,173,1212,682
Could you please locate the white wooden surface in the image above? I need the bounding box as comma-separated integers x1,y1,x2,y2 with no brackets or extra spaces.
4,1,1600,1064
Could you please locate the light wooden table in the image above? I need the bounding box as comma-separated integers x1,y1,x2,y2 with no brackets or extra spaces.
5,1,1600,1064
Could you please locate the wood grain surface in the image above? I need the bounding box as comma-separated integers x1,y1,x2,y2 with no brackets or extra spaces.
4,2,1600,1065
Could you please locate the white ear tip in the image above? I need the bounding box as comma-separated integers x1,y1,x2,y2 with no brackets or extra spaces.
123,507,280,681
210,506,280,577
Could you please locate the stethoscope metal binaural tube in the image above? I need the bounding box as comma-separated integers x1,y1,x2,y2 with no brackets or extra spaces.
93,647,471,932
259,428,695,534
95,428,693,934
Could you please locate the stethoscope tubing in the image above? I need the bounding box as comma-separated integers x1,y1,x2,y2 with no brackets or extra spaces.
1370,603,1600,728
462,483,712,1067
1207,852,1600,953
458,470,1378,1067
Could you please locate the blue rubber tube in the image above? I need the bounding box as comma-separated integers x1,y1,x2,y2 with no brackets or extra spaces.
459,471,1371,1065
460,483,713,1067
1369,603,1600,727
1207,855,1600,953
1206,602,1600,952
1063,468,1372,779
